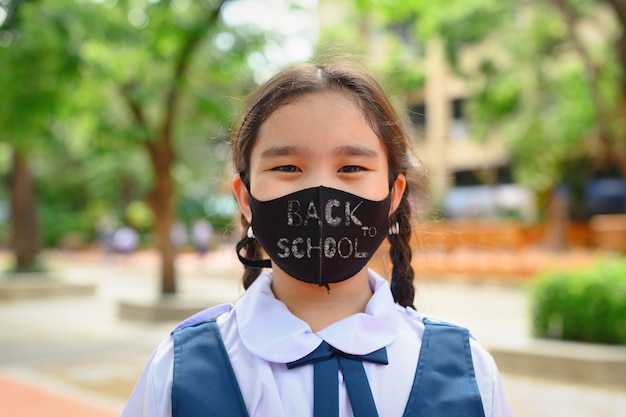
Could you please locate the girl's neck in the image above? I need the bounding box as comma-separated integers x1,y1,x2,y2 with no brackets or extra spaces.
271,269,373,333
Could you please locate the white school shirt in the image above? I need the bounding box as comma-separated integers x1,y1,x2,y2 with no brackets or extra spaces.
122,270,515,417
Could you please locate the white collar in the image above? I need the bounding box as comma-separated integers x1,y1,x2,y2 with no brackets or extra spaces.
235,270,399,363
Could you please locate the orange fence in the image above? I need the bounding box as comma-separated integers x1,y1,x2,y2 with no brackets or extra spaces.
370,220,601,280
410,220,600,251
413,220,532,250
590,214,626,252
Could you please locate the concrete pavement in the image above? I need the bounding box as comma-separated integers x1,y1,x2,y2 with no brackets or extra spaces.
0,247,624,416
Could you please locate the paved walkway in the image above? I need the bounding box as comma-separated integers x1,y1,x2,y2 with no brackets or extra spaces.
0,247,624,416
0,372,119,417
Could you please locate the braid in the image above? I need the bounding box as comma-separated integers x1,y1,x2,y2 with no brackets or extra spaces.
388,195,416,309
239,214,264,289
242,238,264,289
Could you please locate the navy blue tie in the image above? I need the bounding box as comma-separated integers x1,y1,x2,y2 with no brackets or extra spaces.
286,341,388,417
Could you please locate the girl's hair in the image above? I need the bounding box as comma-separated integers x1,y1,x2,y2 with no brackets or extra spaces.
230,61,425,308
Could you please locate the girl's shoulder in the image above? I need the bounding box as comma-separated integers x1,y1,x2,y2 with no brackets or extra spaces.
395,305,484,346
396,304,498,369
172,303,235,333
394,304,447,328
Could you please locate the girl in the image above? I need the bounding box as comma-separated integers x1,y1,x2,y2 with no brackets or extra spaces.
122,62,515,417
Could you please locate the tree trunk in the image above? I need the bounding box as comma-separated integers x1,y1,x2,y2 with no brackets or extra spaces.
558,0,626,197
601,0,626,178
8,148,41,272
119,1,227,295
145,136,177,295
614,19,626,178
608,0,626,211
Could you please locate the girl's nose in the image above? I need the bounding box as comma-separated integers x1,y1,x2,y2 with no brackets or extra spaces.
302,168,340,190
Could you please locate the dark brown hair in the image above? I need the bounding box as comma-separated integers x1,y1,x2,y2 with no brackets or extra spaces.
230,62,424,308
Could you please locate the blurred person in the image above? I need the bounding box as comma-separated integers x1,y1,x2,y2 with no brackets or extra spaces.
95,214,117,259
170,221,189,250
111,226,139,255
190,217,214,257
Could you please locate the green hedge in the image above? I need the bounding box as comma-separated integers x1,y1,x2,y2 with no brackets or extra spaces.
530,257,626,345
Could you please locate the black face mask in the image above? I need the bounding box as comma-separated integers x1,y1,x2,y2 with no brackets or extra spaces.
238,186,391,286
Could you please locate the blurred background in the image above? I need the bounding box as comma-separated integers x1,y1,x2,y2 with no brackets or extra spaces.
0,0,625,416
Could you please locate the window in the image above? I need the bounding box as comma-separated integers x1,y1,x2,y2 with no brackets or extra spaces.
449,98,469,141
408,103,426,128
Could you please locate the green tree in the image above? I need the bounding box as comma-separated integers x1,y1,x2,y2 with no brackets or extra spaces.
1,0,306,293
343,0,626,247
0,0,82,271
74,0,264,294
371,0,626,185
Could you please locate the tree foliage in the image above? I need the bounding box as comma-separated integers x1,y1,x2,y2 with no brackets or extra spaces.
0,0,84,270
1,0,300,289
351,0,626,193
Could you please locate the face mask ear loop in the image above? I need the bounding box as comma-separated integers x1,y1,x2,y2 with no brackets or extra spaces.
388,218,400,235
387,175,400,235
235,175,271,268
236,228,272,269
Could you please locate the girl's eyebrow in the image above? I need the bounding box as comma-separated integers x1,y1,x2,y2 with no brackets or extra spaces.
259,145,304,158
259,143,379,159
333,144,379,158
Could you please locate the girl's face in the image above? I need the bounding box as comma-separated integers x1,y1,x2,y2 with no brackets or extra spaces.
233,91,405,222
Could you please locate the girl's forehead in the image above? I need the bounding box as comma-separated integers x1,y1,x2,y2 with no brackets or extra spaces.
261,90,365,119
269,90,360,116
252,91,381,153
260,92,368,132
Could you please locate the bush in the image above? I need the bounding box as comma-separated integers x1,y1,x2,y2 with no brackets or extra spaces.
530,257,626,345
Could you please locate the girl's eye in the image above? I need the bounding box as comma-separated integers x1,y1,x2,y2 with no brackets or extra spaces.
272,165,300,173
339,165,365,173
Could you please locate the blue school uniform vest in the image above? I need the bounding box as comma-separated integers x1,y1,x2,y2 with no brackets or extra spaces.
171,317,486,417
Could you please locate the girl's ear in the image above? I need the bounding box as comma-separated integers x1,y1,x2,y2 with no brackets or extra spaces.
389,173,407,215
232,174,252,223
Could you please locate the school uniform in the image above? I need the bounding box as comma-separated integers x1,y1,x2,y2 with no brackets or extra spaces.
122,270,515,417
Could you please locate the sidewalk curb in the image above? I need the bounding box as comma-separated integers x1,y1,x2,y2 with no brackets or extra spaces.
118,297,227,322
490,339,626,389
0,274,95,300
